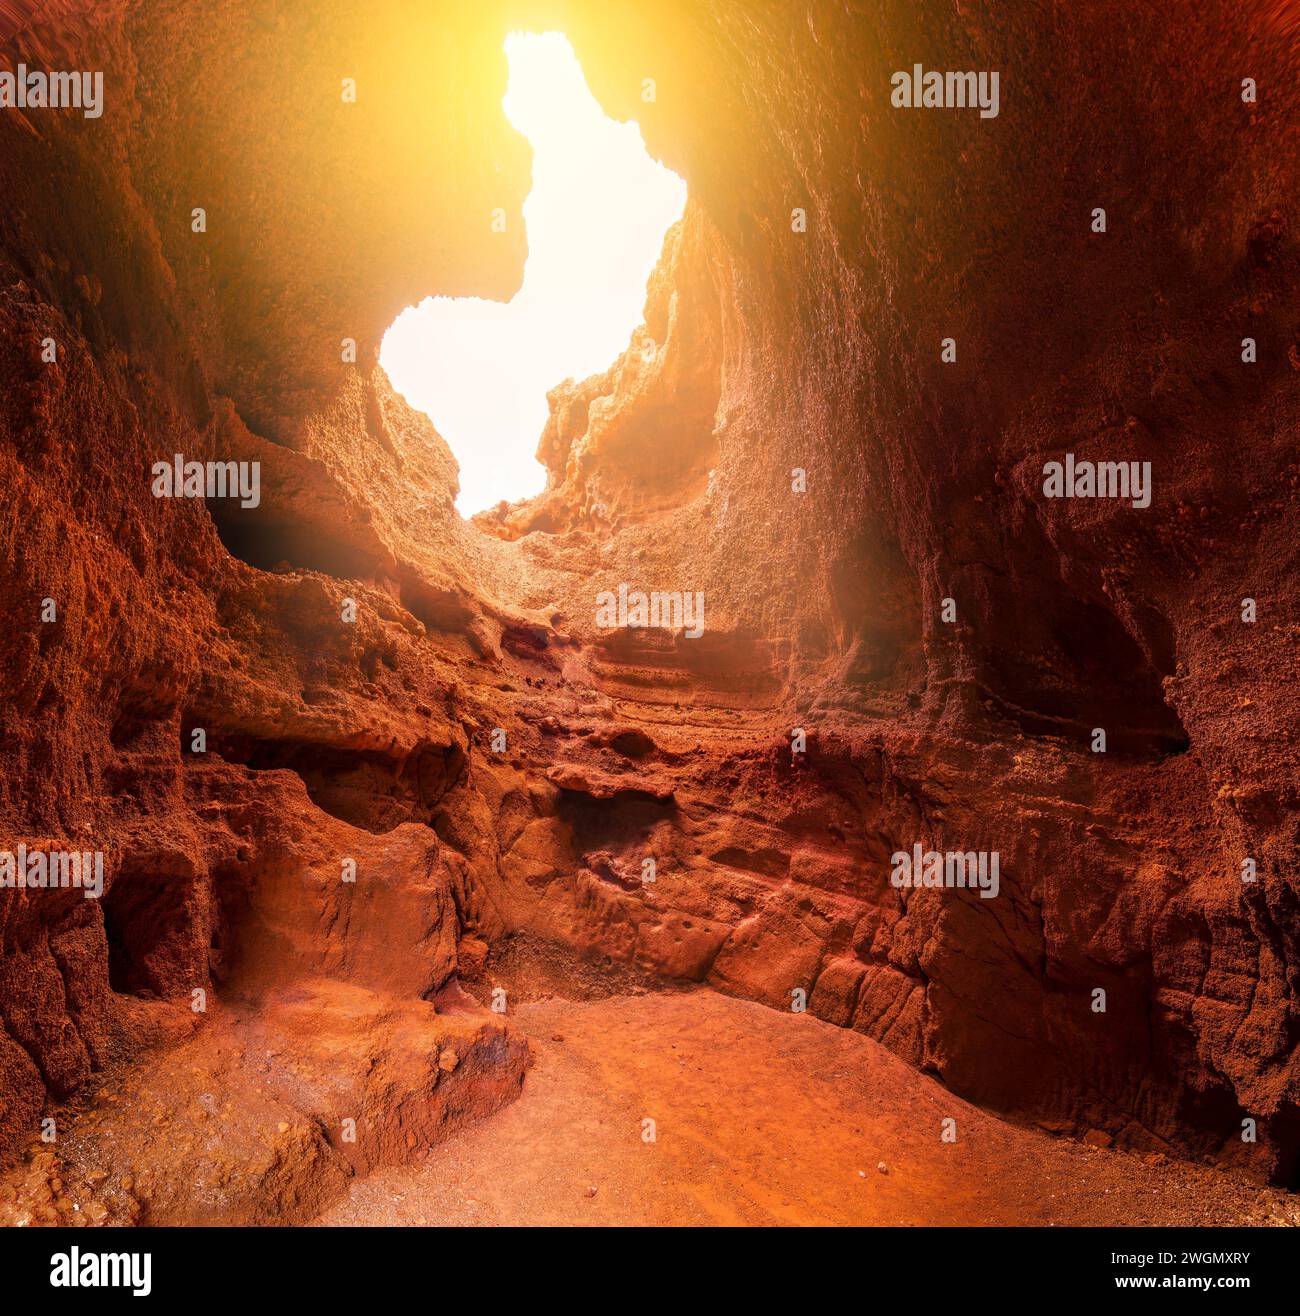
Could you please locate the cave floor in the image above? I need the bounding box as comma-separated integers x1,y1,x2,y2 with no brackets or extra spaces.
314,988,1298,1228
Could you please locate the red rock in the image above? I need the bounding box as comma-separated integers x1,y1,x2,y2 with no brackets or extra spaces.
1,0,1298,1209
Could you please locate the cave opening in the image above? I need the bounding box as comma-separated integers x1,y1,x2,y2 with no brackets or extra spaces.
5,0,1299,1238
102,853,203,1000
380,31,687,516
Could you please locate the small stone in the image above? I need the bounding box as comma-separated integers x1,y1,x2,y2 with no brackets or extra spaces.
438,1049,460,1073
877,1161,888,1174
585,1185,598,1198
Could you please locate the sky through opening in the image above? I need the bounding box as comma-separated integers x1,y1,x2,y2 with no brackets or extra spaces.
381,32,687,515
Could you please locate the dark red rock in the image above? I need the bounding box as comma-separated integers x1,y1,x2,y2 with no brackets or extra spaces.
1,0,1298,1206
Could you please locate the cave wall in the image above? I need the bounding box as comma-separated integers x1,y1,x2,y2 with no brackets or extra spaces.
536,0,1300,1177
1,0,1299,1193
0,0,540,1191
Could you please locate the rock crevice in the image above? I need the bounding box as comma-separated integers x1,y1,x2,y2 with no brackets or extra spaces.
2,0,1299,1217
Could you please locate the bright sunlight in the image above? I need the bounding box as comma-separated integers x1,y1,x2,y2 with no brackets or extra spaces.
380,32,687,515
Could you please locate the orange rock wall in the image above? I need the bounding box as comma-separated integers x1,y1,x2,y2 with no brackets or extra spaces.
2,0,1298,1188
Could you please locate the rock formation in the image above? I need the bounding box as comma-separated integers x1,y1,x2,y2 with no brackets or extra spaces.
1,0,1298,1223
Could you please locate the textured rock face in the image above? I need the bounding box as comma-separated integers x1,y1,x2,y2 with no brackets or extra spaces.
0,0,537,1215
1,0,1298,1215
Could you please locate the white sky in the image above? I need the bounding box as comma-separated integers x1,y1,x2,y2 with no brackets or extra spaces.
381,32,687,514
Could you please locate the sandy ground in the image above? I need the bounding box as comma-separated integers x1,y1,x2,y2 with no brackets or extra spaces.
315,986,1300,1227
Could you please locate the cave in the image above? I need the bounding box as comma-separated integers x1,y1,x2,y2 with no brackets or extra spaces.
1,0,1299,1256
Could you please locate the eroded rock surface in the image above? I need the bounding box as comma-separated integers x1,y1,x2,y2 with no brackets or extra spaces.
1,0,1298,1217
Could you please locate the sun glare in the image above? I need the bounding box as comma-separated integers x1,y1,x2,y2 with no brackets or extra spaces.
380,32,687,515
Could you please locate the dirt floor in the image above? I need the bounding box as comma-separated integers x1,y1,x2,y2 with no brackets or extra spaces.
315,984,1300,1228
